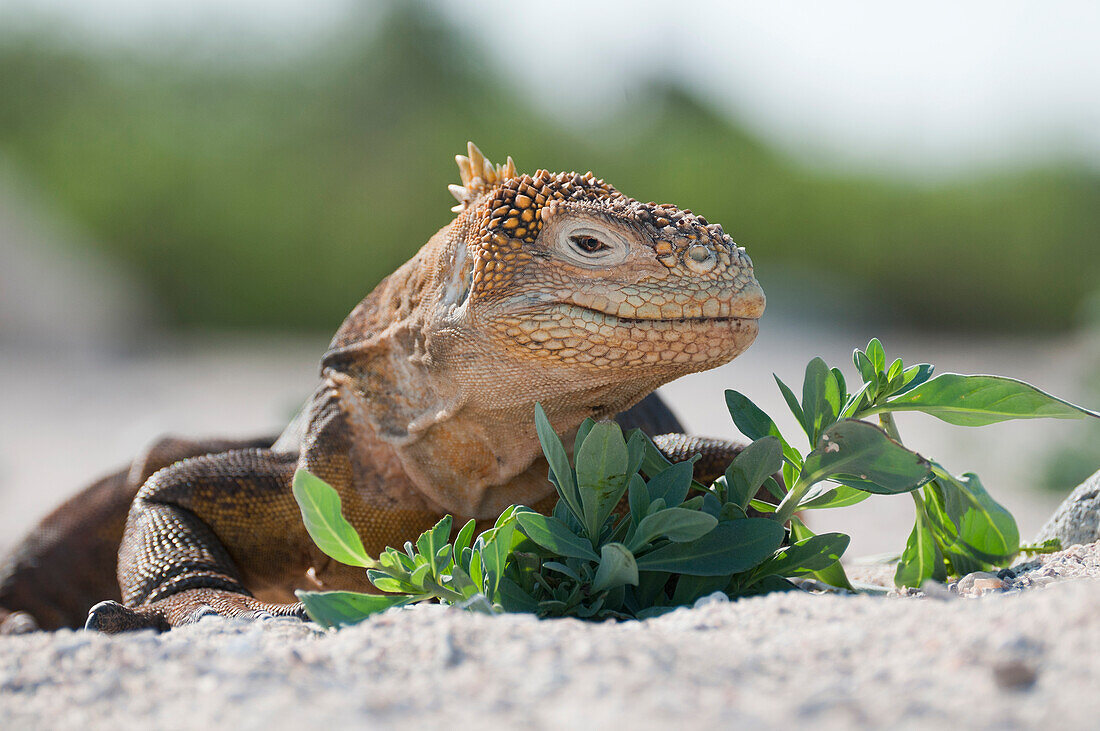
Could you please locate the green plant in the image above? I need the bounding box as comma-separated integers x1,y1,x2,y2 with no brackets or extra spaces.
727,338,1095,585
292,339,1098,628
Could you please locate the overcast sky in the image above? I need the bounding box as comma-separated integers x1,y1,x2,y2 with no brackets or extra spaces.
6,0,1100,176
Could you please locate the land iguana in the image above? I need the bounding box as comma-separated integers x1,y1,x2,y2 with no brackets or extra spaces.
0,144,765,634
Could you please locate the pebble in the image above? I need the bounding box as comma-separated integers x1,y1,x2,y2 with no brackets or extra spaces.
991,659,1039,691
955,572,1007,597
692,591,730,609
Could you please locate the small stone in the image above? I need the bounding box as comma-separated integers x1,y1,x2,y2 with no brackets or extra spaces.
693,591,730,609
956,572,1007,596
992,659,1038,690
919,580,954,600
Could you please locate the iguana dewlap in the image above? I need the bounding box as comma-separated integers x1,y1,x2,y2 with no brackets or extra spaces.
0,144,764,633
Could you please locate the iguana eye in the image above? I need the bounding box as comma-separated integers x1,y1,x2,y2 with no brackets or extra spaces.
569,234,609,254
551,221,630,267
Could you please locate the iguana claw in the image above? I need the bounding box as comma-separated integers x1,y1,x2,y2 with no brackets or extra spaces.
84,600,168,633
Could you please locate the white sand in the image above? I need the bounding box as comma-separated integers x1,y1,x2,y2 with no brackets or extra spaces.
3,544,1100,730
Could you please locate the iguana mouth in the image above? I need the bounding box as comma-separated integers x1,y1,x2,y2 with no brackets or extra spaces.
560,303,759,328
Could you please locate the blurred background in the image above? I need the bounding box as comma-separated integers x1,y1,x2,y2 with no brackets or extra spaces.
1,0,1098,556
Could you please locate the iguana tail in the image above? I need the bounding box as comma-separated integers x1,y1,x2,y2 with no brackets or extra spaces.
0,435,277,633
1,468,135,633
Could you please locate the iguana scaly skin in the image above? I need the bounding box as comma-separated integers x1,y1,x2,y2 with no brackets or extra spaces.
0,144,764,633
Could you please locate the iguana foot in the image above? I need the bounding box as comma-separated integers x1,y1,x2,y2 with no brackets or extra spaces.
84,600,168,633
0,610,38,635
85,591,308,634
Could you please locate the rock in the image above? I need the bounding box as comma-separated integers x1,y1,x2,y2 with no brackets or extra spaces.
692,591,730,608
1036,469,1100,548
955,572,1007,596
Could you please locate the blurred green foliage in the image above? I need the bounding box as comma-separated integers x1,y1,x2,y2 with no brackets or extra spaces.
0,5,1097,332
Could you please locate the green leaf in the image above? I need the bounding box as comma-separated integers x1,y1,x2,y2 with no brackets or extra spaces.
701,492,723,518
625,430,647,481
497,577,540,613
748,498,777,514
719,502,748,521
752,532,850,580
876,374,1100,426
634,605,677,620
515,512,599,561
840,381,873,418
468,549,483,588
627,508,718,552
592,543,639,592
495,504,519,529
408,562,431,589
635,430,675,476
576,421,630,539
291,470,374,568
734,574,798,597
479,520,516,601
831,368,847,403
797,420,933,495
725,437,783,510
534,403,582,518
633,570,671,608
796,483,872,510
646,461,694,508
671,575,730,605
635,519,784,576
295,590,411,629
627,473,650,525
866,338,886,374
894,363,934,397
774,375,806,434
894,513,938,588
800,357,842,444
725,390,803,466
453,519,476,563
929,466,1019,562
543,561,582,582
416,515,453,576
853,349,877,386
573,417,596,458
761,476,785,501
553,499,585,535
789,518,855,591
886,358,904,382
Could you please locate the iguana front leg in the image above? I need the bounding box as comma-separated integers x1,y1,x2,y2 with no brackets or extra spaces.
85,449,315,633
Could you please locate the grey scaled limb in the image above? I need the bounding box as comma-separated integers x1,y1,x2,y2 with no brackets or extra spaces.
88,449,314,633
652,434,747,485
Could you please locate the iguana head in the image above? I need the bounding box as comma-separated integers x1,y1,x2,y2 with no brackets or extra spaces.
321,143,764,516
434,143,764,408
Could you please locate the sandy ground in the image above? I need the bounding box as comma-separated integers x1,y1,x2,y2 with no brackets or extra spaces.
3,544,1100,730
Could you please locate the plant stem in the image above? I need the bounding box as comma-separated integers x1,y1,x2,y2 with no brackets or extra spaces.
773,478,810,525
878,412,903,443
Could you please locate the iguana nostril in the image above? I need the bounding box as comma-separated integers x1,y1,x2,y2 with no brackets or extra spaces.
685,244,717,272
688,245,709,262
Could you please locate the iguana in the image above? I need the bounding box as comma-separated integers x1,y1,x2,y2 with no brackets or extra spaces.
0,144,765,634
